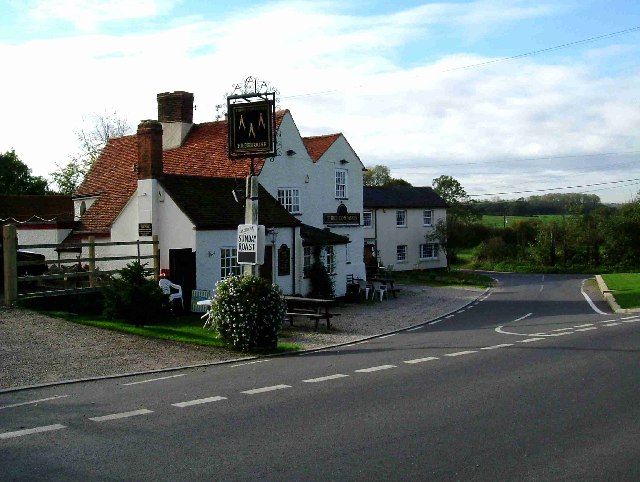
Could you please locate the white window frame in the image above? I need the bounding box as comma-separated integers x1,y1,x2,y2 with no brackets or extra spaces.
324,246,336,274
335,169,347,199
423,209,433,226
220,247,241,278
303,246,312,278
396,210,407,227
277,187,300,214
420,243,439,260
397,245,407,263
363,211,372,228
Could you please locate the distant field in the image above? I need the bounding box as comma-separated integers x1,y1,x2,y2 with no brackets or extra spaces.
482,215,563,227
601,273,640,309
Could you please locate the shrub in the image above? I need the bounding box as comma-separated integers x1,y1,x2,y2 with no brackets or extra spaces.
102,261,171,325
211,275,286,352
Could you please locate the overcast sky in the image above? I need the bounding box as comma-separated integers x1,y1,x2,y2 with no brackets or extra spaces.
1,0,639,202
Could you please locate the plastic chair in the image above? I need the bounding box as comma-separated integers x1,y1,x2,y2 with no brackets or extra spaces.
372,280,387,301
356,278,371,300
159,278,184,309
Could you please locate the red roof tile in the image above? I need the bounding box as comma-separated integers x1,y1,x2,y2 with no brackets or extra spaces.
302,133,341,162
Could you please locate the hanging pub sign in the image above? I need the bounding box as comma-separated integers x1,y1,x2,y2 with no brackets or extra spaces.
237,224,266,265
228,94,276,158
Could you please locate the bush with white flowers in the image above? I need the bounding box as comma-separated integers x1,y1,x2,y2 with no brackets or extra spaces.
210,275,286,351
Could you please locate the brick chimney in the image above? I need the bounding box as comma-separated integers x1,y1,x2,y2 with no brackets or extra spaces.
157,91,194,123
136,120,163,180
157,91,194,150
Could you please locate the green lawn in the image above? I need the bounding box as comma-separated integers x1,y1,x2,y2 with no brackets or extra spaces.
392,269,494,288
601,273,640,309
45,311,301,353
482,214,563,227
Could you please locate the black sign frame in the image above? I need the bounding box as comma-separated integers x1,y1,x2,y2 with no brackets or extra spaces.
228,93,276,159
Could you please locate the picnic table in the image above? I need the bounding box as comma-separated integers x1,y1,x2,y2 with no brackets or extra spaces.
370,276,401,299
284,296,339,331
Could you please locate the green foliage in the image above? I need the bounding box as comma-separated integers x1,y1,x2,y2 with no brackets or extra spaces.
363,164,412,187
211,275,286,352
102,261,170,326
307,246,335,299
0,150,49,194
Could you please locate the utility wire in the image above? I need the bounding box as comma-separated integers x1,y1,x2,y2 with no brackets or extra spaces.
469,177,640,197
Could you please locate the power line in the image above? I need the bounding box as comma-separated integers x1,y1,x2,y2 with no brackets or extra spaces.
469,177,640,197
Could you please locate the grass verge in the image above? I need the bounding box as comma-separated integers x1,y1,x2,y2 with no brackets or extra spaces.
601,273,640,309
44,311,301,354
392,269,494,288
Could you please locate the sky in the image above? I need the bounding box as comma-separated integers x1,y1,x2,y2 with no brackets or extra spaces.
1,0,639,203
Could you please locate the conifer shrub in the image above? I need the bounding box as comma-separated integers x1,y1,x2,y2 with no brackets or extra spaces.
211,275,286,351
102,261,171,325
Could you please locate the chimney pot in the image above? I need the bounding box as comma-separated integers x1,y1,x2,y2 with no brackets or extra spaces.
157,91,194,123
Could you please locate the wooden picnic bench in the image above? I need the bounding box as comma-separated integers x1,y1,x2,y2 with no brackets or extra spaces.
284,296,340,331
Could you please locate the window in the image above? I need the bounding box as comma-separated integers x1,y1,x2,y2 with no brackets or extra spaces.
324,246,336,274
396,210,406,227
335,169,347,198
303,246,312,277
420,243,439,260
277,188,300,213
220,247,241,278
397,245,407,262
363,211,372,228
423,210,433,226
345,235,350,263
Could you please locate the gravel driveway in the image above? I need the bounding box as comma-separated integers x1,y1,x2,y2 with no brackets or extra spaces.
0,284,483,391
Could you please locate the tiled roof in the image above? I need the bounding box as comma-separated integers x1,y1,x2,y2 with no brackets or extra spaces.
302,133,341,162
160,175,300,230
300,224,349,246
363,186,448,209
0,194,74,224
75,110,289,233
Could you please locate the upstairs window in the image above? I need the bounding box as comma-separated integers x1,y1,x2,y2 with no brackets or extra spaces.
277,188,300,214
423,210,433,226
396,210,407,227
363,211,372,228
335,169,347,199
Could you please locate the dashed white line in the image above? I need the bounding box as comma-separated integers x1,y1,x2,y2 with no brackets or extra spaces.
123,374,185,386
303,374,349,383
404,357,439,364
230,360,270,368
603,323,621,327
242,385,291,395
407,326,423,332
481,344,514,350
517,338,545,343
621,316,639,320
552,327,574,332
172,396,227,408
445,315,454,319
430,320,442,325
574,324,594,328
576,327,598,332
444,350,477,357
378,334,397,339
0,395,69,410
457,310,466,314
355,365,396,373
547,332,573,336
0,424,66,440
89,409,153,422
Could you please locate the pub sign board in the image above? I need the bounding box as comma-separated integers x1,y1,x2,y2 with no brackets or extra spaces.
237,224,266,265
138,223,152,236
322,213,361,225
228,98,276,158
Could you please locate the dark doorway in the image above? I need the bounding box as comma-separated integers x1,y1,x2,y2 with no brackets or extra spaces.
169,248,196,309
260,245,273,283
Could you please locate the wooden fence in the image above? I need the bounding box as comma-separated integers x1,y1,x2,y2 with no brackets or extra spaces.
2,224,159,306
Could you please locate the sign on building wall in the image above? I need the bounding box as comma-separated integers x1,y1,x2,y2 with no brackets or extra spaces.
228,97,276,158
138,223,152,236
237,224,266,265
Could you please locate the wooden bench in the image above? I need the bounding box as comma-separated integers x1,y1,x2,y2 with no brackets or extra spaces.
284,296,340,331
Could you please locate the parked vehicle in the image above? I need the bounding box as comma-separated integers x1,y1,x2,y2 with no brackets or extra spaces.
0,242,47,285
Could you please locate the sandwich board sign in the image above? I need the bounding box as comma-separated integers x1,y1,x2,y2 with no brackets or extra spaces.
237,224,265,265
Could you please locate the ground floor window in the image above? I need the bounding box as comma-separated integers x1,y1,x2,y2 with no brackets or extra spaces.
420,243,439,260
220,247,241,278
397,244,407,262
303,246,312,277
324,246,336,274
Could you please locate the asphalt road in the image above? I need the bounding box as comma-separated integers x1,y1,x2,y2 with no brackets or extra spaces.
1,273,638,481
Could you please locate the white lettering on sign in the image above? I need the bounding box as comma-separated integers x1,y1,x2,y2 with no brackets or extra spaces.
237,225,265,265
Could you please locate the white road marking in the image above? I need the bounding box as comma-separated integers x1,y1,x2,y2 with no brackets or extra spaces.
574,324,594,328
172,396,227,408
603,323,621,327
457,310,466,313
444,350,477,357
581,279,608,315
599,319,617,323
355,365,396,373
404,357,439,364
123,374,185,386
481,344,514,350
445,315,454,319
303,374,349,383
621,319,639,323
407,326,423,332
242,385,291,395
517,338,545,343
378,333,397,339
552,327,574,332
514,313,533,322
430,320,442,325
547,332,573,336
89,409,153,422
0,395,69,410
0,424,66,440
621,315,639,320
576,327,598,332
230,360,270,368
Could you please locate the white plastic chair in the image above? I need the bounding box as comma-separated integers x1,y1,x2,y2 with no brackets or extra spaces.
159,278,183,309
372,280,387,301
356,278,371,300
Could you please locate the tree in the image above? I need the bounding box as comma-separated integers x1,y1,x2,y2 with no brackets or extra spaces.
50,112,131,194
0,150,49,194
364,164,412,187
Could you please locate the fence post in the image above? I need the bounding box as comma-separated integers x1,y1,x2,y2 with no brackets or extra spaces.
153,235,160,282
88,236,96,288
3,224,18,307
